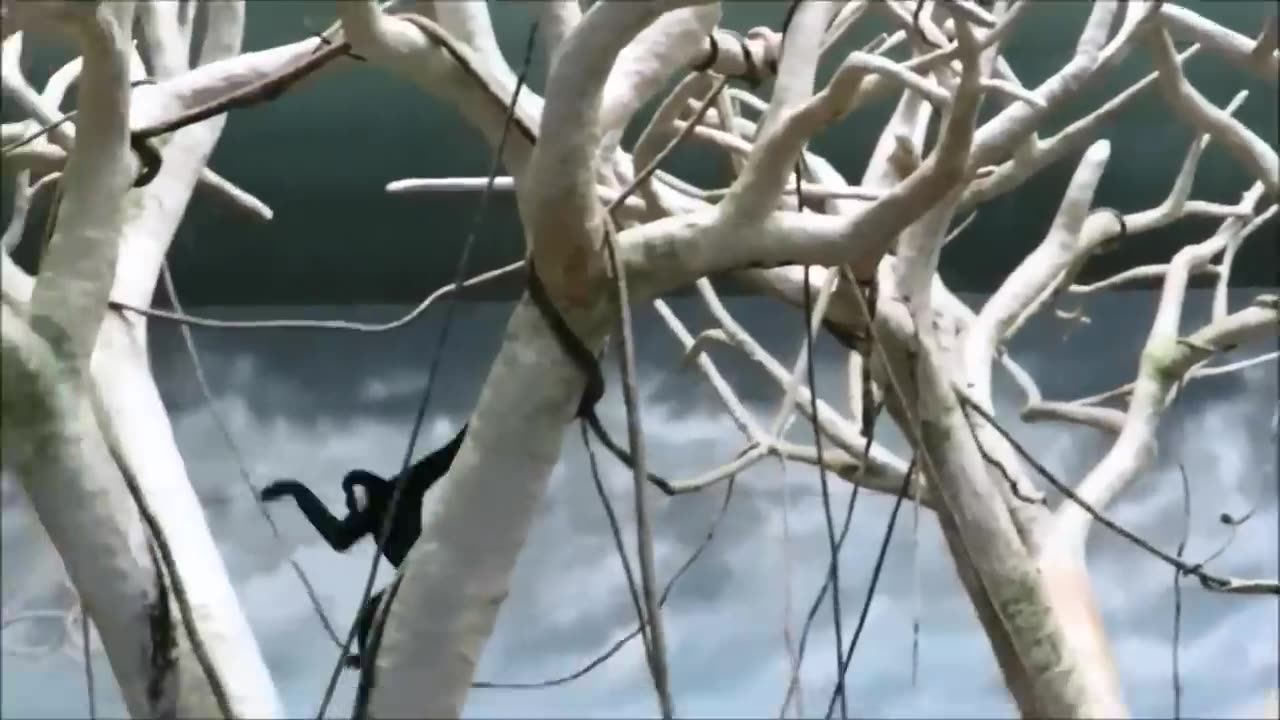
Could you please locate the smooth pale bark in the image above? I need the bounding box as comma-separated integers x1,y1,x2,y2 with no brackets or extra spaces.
368,2,715,714
960,140,1128,709
749,261,1047,716
912,334,1125,717
0,5,187,715
2,1,281,714
363,2,1274,713
9,1,1274,717
2,304,166,716
368,297,612,717
91,319,282,716
99,12,283,706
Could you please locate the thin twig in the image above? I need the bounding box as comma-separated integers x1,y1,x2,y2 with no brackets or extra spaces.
321,20,541,720
612,75,729,213
825,457,917,719
472,474,737,690
955,391,1280,595
783,269,884,715
602,208,674,717
132,40,357,142
784,459,860,717
1172,463,1191,720
1068,350,1279,407
581,423,655,663
910,462,922,692
82,608,95,720
774,450,804,720
109,261,524,331
160,263,343,648
795,169,848,720
573,62,736,720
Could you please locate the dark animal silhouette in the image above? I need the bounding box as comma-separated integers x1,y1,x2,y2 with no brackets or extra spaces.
260,425,467,668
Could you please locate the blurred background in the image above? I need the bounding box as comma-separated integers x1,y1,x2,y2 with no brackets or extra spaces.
2,0,1275,303
1,1,1277,718
3,292,1276,718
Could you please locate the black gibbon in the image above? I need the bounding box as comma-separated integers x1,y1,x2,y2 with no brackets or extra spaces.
260,424,467,668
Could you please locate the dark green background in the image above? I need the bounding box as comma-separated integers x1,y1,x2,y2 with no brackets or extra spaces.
4,1,1276,304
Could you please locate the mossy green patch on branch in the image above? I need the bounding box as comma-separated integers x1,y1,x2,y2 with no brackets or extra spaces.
1137,334,1181,384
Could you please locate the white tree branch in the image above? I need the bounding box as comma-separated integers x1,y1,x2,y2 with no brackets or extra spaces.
130,37,327,130
1,170,59,254
337,2,542,181
1148,25,1279,199
526,0,710,299
137,0,186,79
1054,190,1277,545
962,43,1199,210
652,298,766,443
1,28,273,214
913,317,1125,716
537,0,582,61
27,1,136,362
774,441,926,506
716,1,839,229
1063,349,1279,410
969,2,1120,171
1003,101,1253,341
597,5,720,167
694,277,902,467
1001,352,1127,434
1212,204,1277,319
966,140,1113,405
1053,298,1279,547
427,0,507,81
1,302,162,717
1158,2,1278,83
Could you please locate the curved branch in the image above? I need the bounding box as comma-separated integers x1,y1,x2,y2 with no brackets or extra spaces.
775,441,927,507
597,5,721,164
652,298,766,442
618,14,986,296
961,43,1200,211
537,1,582,60
1054,201,1277,544
28,2,135,363
1001,353,1126,434
2,301,163,717
337,3,542,181
1158,2,1278,83
969,2,1120,171
1003,97,1254,341
1148,25,1279,199
2,171,59,255
526,0,711,300
966,140,1113,404
716,1,840,227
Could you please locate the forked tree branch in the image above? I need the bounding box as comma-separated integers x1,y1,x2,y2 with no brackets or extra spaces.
8,1,1276,716
1055,195,1278,545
